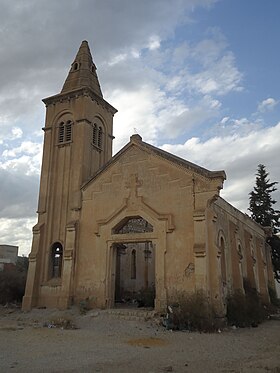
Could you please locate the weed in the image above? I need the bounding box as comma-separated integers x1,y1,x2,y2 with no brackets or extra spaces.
137,287,155,308
0,270,27,304
226,282,267,327
268,283,280,307
168,290,220,332
45,315,76,329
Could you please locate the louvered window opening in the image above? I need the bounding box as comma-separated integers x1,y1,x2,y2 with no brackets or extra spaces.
92,123,103,149
98,127,103,148
58,121,72,144
92,124,97,145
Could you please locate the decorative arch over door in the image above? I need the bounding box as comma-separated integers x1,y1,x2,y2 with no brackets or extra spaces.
112,215,153,234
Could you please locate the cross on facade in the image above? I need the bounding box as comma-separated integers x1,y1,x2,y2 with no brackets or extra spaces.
126,174,142,197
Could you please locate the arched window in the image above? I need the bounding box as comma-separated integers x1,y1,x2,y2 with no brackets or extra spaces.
73,62,79,71
98,126,103,148
237,243,246,280
220,237,227,285
92,117,104,150
57,120,73,144
58,122,65,143
131,249,136,279
92,123,97,145
51,242,63,278
65,120,72,142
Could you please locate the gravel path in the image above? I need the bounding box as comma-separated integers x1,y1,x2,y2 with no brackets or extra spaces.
0,307,279,373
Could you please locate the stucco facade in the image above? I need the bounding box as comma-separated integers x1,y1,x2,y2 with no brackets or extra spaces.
22,41,273,313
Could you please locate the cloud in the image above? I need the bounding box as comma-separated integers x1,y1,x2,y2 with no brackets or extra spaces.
104,30,241,151
0,126,23,145
257,98,278,113
186,51,243,96
161,122,280,212
1,140,42,176
0,217,36,255
0,168,39,219
148,35,161,51
0,139,42,221
110,85,221,152
2,141,42,159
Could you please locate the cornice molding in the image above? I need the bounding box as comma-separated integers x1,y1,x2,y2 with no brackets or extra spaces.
42,87,117,115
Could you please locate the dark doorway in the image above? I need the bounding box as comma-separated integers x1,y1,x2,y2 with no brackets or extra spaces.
114,241,155,308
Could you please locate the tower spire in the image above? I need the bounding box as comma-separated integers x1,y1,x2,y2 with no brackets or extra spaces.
61,40,103,97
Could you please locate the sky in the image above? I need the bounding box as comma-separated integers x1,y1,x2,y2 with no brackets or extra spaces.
0,0,279,256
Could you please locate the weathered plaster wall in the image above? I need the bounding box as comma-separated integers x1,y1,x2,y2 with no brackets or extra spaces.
212,197,272,302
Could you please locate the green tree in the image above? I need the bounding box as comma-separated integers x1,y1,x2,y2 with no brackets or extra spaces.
248,164,280,232
249,164,280,283
266,235,280,283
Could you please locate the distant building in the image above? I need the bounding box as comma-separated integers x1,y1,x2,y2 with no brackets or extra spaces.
0,245,19,271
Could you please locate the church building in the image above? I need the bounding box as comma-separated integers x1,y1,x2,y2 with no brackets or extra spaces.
22,41,274,313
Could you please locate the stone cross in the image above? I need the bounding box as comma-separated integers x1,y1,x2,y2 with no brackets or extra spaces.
126,174,142,197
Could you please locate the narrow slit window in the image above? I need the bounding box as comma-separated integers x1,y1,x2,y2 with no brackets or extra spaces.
98,126,103,148
131,249,136,279
51,242,63,278
65,121,72,142
58,122,65,143
92,123,97,145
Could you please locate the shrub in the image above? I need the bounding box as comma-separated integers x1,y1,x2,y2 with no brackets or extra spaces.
226,284,267,327
0,256,29,305
268,284,280,307
137,286,155,308
79,298,91,314
45,315,76,329
0,270,27,304
167,290,220,332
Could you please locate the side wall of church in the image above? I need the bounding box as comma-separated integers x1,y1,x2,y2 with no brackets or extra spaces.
212,197,273,303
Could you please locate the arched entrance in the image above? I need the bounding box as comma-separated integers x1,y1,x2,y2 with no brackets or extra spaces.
96,203,174,312
112,216,155,308
114,240,155,308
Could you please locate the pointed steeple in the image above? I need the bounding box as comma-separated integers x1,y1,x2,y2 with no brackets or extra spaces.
61,40,103,97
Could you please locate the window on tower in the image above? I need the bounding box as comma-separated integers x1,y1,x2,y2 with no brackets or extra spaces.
57,120,73,144
65,121,72,142
92,123,97,145
98,126,103,148
92,118,104,150
73,62,79,71
58,122,64,143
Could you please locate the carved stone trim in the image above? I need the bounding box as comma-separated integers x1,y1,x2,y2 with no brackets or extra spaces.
94,195,174,236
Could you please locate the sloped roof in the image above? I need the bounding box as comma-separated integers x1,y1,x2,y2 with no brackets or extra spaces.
82,134,226,189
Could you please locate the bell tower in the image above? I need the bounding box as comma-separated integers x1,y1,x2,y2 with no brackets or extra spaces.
22,41,117,310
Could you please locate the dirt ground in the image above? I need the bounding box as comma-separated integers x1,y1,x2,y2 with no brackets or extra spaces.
0,306,279,373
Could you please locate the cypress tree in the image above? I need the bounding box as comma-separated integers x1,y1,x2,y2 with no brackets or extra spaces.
248,164,280,232
249,164,280,283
